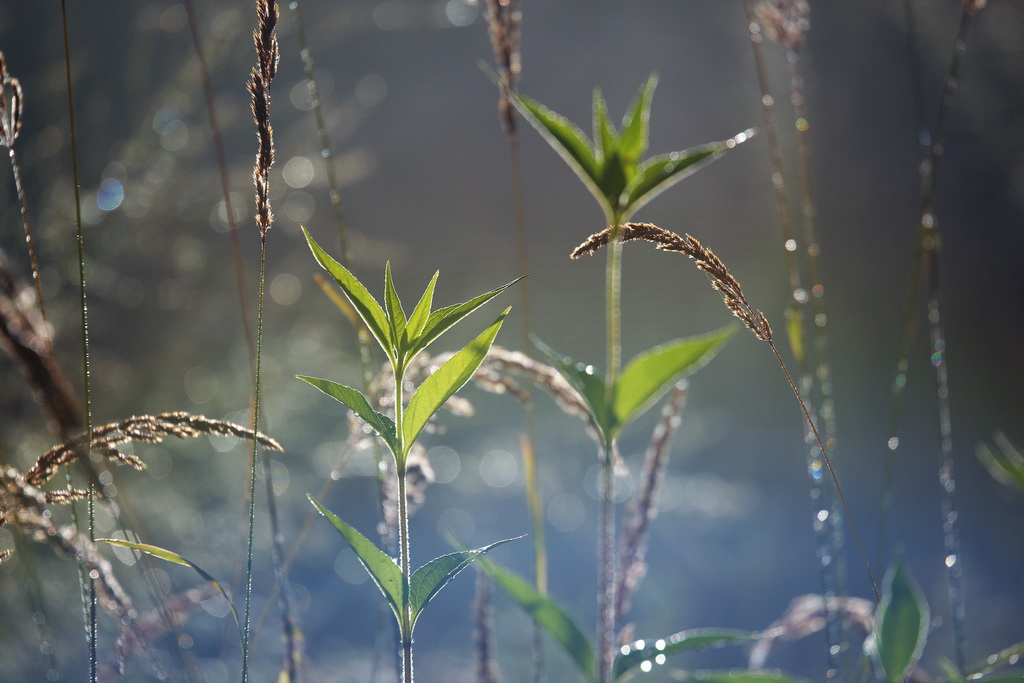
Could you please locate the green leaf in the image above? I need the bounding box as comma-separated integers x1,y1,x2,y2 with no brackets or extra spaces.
470,551,595,683
967,640,1024,678
976,434,1024,493
667,671,809,683
532,335,609,441
309,496,406,633
612,326,735,439
621,132,750,220
406,271,439,340
384,262,407,352
593,89,619,163
408,536,522,631
613,629,757,681
297,376,399,456
404,308,509,457
98,539,243,651
409,276,522,361
618,74,658,172
303,227,393,361
505,89,609,218
872,555,929,682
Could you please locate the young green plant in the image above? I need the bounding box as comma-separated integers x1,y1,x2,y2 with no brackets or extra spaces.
503,73,752,681
298,228,522,682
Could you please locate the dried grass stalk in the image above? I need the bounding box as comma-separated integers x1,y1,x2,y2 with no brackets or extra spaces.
615,381,688,629
0,52,23,147
484,0,521,137
473,573,502,683
25,412,282,487
0,250,81,434
748,593,872,669
572,223,772,342
248,0,280,240
753,0,810,50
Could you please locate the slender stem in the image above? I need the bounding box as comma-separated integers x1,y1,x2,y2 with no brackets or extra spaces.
393,365,413,683
242,242,267,682
60,2,96,678
768,341,880,602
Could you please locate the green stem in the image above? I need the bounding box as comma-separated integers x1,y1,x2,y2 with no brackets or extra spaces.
393,365,413,683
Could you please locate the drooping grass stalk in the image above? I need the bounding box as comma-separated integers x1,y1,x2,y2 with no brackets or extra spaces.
59,2,97,678
880,2,984,670
575,223,881,604
242,1,279,680
744,3,846,675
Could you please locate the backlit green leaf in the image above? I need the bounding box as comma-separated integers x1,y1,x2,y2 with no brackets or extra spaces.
612,326,735,439
296,376,398,456
409,277,522,360
406,271,439,340
471,551,595,683
976,435,1024,493
404,308,509,457
303,227,393,361
408,536,522,631
613,629,758,681
593,89,619,163
309,496,406,633
872,555,929,682
618,74,657,172
98,539,242,651
505,89,608,217
384,262,407,351
621,133,750,220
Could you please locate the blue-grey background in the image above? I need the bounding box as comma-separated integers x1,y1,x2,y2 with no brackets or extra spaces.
1,1,1023,680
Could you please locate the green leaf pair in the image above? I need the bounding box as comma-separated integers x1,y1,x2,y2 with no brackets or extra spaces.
534,325,736,447
310,497,519,642
298,227,519,468
501,72,754,223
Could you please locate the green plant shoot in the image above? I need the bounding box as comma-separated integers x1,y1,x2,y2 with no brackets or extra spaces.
297,227,522,681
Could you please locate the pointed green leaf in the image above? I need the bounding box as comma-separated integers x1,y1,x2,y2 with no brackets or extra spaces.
297,376,398,456
98,539,243,651
612,326,735,439
621,130,753,219
619,74,658,171
505,89,610,217
872,556,929,682
666,671,810,683
409,276,522,360
303,227,393,360
593,89,619,163
407,271,439,340
404,308,509,456
384,262,408,351
613,629,759,681
532,335,609,440
308,496,406,633
470,551,595,683
408,536,523,631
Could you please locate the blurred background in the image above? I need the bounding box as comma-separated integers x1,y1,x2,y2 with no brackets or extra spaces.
1,1,1023,680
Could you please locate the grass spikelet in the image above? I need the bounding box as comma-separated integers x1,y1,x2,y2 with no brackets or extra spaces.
484,0,522,138
24,412,282,487
753,0,810,50
574,221,879,602
248,0,279,242
748,594,873,668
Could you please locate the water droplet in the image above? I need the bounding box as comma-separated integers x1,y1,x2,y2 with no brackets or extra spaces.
784,239,797,252
945,554,957,568
887,437,899,451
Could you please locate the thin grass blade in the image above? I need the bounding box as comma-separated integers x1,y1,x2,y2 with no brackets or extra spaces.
98,539,243,651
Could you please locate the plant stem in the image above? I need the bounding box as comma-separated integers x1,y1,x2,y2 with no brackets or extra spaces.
394,366,413,683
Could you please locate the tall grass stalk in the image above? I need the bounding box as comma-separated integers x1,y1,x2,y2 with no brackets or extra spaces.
744,2,846,674
242,0,280,680
881,1,986,669
59,1,98,678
